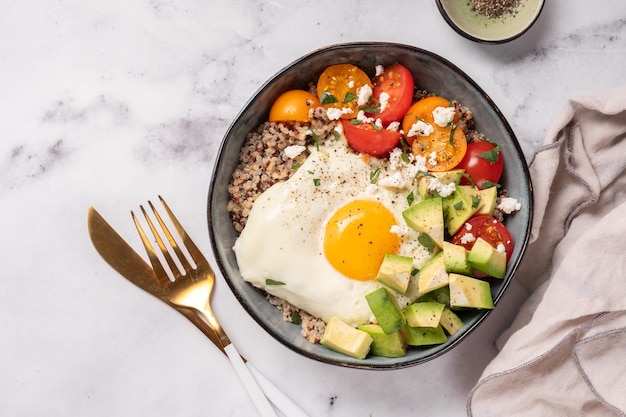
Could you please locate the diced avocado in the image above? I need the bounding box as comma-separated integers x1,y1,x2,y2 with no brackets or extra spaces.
401,324,448,346
402,197,444,248
365,287,406,335
416,285,450,306
376,254,413,294
475,186,498,216
417,170,464,199
404,301,446,328
467,237,506,279
440,307,464,336
449,273,494,310
417,252,449,294
445,185,482,235
443,241,473,275
357,324,407,358
321,316,373,360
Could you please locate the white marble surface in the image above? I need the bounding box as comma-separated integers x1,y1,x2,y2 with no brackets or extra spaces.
2,1,625,416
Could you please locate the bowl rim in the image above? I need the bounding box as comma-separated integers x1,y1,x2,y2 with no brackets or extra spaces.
207,41,534,369
435,0,545,44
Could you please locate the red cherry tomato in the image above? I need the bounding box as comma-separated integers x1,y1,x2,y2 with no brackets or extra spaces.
341,119,401,157
457,141,504,189
368,64,414,125
451,215,514,262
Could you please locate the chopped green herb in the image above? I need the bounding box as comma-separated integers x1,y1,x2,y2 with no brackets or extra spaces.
309,129,320,151
370,122,381,131
291,311,301,324
320,91,338,105
482,181,501,189
407,191,415,206
449,124,457,147
453,201,464,211
401,152,410,163
411,268,419,277
332,129,341,140
313,178,321,186
369,168,381,184
477,145,501,165
343,91,358,103
415,170,435,179
471,195,482,209
418,233,436,253
266,278,286,286
292,162,301,170
350,119,363,125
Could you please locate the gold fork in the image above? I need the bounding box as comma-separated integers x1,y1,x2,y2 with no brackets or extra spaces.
132,196,278,417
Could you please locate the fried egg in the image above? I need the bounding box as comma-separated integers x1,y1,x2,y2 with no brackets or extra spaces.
233,143,432,326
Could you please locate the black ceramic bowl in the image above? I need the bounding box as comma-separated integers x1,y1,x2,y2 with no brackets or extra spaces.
208,42,533,369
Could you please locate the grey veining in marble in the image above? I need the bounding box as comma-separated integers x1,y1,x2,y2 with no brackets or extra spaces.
1,1,625,416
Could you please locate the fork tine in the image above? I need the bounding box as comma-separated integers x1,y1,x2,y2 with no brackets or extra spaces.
139,204,183,280
158,195,208,266
148,200,193,272
131,210,171,286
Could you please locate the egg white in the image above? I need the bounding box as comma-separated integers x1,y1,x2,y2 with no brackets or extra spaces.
233,143,432,326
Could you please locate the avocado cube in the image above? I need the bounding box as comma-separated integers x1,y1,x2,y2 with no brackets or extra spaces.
357,324,407,358
467,237,506,278
401,324,448,346
365,287,406,334
443,241,473,275
320,316,373,360
417,252,449,294
440,307,464,336
376,253,413,294
445,185,482,235
449,273,494,310
404,301,446,328
402,197,444,248
475,186,498,216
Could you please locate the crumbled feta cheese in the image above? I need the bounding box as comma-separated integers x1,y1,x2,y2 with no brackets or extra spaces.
348,80,355,88
326,107,353,121
460,233,476,245
432,106,456,127
427,177,456,198
428,151,438,166
407,120,434,138
283,145,306,159
357,84,373,106
497,197,522,214
413,154,428,172
386,121,400,132
375,65,384,76
465,223,473,231
379,92,390,112
374,118,383,130
378,172,406,189
390,224,413,237
388,148,408,170
356,110,374,123
496,243,506,254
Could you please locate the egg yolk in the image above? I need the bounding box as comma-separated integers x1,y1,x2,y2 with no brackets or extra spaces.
324,200,401,281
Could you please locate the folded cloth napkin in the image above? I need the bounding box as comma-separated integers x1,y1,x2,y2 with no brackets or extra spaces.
468,85,626,416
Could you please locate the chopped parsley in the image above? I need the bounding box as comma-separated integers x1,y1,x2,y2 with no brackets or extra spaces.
477,145,501,164
343,91,358,103
407,191,415,206
313,178,321,186
265,278,286,286
320,91,338,105
482,180,501,189
418,233,436,253
369,168,381,184
291,311,301,324
471,195,482,209
449,124,457,147
453,201,464,211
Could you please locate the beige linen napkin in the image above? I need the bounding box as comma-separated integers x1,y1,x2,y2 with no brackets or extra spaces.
468,85,626,416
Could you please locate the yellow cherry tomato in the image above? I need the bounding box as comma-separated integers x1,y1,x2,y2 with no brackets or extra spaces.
412,125,467,171
269,90,321,122
402,96,458,145
316,64,372,119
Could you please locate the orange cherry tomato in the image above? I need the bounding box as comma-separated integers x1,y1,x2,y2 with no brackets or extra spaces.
401,96,458,145
316,64,372,119
269,90,321,122
411,125,467,171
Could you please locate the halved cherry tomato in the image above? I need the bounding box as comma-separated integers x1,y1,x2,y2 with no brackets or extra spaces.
317,64,372,119
451,215,514,262
269,90,321,122
341,119,401,156
457,141,504,189
411,125,467,171
367,64,414,125
402,96,458,145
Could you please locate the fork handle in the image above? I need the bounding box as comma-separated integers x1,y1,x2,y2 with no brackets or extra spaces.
224,343,279,417
246,363,310,417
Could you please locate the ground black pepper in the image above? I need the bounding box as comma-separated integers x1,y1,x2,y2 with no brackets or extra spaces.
469,0,521,19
